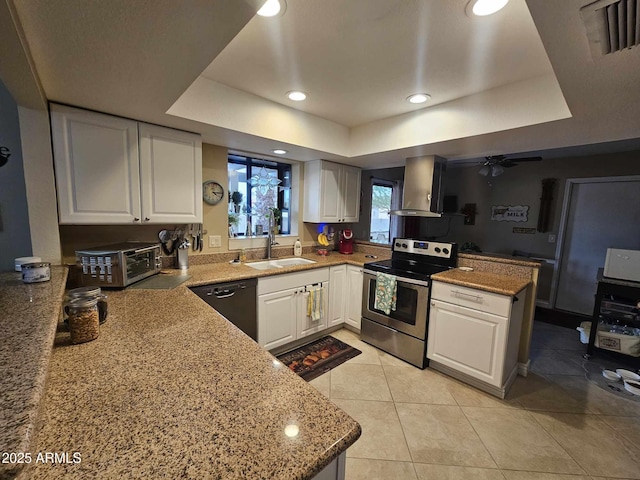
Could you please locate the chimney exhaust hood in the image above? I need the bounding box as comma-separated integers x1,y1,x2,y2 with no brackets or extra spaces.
390,155,446,217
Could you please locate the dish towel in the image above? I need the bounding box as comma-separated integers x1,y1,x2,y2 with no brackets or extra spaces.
307,285,325,321
374,272,397,315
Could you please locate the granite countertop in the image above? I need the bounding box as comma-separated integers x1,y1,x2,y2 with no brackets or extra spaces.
15,254,374,480
432,268,530,296
458,252,543,268
0,267,68,480
185,252,384,287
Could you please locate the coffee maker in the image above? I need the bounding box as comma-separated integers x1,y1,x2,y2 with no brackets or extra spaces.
338,229,354,254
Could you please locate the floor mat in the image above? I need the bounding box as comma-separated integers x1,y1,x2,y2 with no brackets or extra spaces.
277,335,361,382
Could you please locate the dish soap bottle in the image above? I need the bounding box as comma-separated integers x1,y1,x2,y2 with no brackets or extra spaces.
294,239,302,257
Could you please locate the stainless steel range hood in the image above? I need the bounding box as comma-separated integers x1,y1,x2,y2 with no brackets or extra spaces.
390,155,446,217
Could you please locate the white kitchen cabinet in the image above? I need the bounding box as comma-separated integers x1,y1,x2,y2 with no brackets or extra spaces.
427,281,525,399
329,264,363,330
257,287,299,350
329,265,347,326
303,160,361,223
345,265,363,330
139,123,202,224
51,104,141,224
258,269,330,350
50,104,202,224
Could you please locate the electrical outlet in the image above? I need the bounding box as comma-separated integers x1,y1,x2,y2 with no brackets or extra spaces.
548,234,557,243
209,235,221,248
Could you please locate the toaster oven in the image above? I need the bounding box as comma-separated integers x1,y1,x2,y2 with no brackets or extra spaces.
76,242,162,288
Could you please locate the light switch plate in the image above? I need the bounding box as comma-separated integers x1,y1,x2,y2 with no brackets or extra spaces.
209,235,221,248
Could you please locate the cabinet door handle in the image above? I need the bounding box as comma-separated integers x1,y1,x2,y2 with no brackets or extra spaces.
133,217,140,222
144,217,150,222
451,290,483,301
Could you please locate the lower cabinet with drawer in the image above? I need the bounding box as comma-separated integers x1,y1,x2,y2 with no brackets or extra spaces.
427,281,525,399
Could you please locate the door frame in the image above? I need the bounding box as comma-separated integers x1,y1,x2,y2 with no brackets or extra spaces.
550,175,640,309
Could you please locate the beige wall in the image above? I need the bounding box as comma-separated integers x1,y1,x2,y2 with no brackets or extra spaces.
19,106,61,264
200,143,231,253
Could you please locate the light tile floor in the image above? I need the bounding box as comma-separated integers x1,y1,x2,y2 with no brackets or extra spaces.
310,322,640,480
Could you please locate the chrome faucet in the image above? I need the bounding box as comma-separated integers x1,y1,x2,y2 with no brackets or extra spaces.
266,215,279,259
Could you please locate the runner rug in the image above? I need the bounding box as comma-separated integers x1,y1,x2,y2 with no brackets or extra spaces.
277,335,361,382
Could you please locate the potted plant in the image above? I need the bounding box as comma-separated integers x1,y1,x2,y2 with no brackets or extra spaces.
269,207,281,233
228,213,239,237
231,191,243,213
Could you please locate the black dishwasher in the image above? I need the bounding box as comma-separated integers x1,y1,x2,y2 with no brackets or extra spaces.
190,278,257,341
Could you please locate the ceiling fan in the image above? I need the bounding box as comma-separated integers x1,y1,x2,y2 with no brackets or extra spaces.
478,155,542,177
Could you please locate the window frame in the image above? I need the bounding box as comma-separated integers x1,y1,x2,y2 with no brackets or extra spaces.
228,153,292,236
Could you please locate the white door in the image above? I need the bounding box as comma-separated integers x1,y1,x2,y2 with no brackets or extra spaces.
297,285,328,338
51,104,141,224
257,288,298,350
428,299,507,387
554,177,640,315
139,123,202,223
345,266,363,329
329,266,347,326
319,162,342,222
341,165,361,222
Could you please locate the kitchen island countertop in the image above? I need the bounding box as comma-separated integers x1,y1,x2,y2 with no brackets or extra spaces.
432,268,530,296
16,255,370,480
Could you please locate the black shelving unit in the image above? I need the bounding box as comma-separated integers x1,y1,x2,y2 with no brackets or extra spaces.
586,271,640,364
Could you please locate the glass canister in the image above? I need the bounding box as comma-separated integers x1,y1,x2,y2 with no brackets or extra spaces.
67,297,100,344
66,286,108,324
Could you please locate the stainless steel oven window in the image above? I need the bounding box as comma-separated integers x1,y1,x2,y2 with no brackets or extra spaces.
362,272,430,339
366,278,419,325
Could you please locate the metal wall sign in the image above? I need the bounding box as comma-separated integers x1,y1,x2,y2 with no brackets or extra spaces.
491,205,529,222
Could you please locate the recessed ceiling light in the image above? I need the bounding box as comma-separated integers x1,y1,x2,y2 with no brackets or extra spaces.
407,93,431,104
287,91,307,101
466,0,509,16
257,0,285,17
272,149,287,155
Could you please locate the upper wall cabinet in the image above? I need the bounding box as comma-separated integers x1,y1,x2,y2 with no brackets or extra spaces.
50,104,202,224
303,160,361,223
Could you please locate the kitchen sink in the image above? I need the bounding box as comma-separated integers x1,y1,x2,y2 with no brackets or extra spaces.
246,258,316,270
271,258,316,267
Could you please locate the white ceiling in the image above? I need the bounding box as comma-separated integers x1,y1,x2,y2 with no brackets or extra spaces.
202,0,553,127
4,0,640,169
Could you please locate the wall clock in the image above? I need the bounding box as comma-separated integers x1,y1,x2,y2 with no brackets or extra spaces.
203,180,225,205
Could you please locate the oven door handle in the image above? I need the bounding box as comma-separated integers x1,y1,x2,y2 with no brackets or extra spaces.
362,269,431,288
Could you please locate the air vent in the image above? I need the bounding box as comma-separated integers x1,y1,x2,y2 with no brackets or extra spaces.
581,0,640,57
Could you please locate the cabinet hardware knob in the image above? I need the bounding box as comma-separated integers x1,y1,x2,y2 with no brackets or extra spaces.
144,217,150,222
133,217,140,222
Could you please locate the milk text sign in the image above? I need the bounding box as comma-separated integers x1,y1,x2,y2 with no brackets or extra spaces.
491,205,529,222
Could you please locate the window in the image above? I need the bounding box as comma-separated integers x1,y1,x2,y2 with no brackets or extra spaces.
369,178,401,244
228,154,292,237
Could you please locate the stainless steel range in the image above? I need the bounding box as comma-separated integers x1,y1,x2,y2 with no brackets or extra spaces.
361,238,457,368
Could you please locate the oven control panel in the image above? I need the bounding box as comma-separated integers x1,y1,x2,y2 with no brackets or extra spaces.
392,238,455,259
